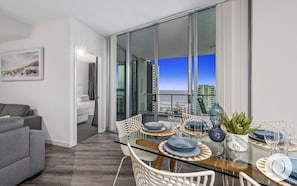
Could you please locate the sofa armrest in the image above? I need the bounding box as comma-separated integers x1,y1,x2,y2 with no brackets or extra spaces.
29,130,45,176
23,115,42,130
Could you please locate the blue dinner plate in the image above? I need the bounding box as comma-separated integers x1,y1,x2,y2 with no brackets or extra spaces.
164,143,201,157
249,129,284,144
142,126,166,133
249,133,266,143
167,136,197,152
185,120,206,131
144,122,164,130
271,157,297,185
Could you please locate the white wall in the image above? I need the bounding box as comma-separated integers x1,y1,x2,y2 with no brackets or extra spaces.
0,17,107,147
69,18,106,146
0,15,30,43
252,0,297,122
76,59,89,95
0,17,71,146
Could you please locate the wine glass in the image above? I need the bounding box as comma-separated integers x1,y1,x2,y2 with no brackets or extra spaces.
174,117,182,136
167,112,175,130
281,121,297,155
264,129,280,155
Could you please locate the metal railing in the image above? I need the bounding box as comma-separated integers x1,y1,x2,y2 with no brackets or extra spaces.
116,89,216,117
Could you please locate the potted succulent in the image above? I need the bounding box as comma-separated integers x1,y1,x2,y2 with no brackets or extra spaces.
220,112,257,151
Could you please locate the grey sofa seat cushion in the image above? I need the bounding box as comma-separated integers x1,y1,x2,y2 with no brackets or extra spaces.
0,104,30,117
0,117,24,133
0,127,29,169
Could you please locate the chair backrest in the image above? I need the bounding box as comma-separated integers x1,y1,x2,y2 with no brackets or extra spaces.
128,143,215,186
116,114,143,156
181,113,212,128
239,172,261,186
197,98,208,114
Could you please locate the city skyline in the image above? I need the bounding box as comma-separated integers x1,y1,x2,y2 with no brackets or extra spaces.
157,54,216,90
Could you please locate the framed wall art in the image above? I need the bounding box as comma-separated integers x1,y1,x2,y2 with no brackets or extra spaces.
0,47,44,81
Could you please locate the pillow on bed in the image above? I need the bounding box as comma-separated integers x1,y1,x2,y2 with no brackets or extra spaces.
0,115,10,119
77,95,89,102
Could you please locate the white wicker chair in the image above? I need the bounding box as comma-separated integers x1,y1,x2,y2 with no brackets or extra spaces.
113,114,157,186
128,143,215,186
239,172,261,186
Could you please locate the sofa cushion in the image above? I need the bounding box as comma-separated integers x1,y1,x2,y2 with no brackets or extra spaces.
0,117,24,133
0,127,29,169
0,104,30,117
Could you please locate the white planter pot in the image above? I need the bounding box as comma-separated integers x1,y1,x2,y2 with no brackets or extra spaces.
226,133,248,151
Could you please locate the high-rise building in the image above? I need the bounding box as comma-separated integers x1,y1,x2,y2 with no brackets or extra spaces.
152,64,160,113
197,85,216,113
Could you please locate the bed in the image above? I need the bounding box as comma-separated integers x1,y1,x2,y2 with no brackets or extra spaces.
77,95,95,124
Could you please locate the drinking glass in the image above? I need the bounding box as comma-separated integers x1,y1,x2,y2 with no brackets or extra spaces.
167,112,175,130
193,120,203,138
264,129,280,155
174,117,182,136
282,121,297,155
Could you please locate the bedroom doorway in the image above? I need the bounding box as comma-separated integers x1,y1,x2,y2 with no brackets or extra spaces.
76,51,99,143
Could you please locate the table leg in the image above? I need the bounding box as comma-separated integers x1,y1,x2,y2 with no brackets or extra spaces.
169,159,176,172
154,155,164,169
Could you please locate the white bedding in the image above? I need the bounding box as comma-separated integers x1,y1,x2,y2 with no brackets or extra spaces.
77,100,95,115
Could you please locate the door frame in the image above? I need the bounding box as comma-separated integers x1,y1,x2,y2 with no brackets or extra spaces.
70,45,102,146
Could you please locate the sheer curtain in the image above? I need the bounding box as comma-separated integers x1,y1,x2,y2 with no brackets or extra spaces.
88,63,97,100
88,62,98,127
216,0,249,116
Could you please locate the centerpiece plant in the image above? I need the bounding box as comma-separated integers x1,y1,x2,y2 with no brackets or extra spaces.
220,112,257,135
220,112,258,151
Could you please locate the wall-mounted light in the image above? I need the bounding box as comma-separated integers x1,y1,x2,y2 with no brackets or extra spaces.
76,48,85,56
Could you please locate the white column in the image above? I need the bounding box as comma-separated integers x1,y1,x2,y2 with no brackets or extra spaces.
109,35,117,131
216,0,249,115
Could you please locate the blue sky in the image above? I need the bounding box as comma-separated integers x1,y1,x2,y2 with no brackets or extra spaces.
156,54,216,90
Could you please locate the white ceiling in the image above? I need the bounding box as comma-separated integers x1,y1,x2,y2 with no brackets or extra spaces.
0,0,224,37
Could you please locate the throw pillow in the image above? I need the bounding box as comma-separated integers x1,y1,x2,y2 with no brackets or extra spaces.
0,115,10,119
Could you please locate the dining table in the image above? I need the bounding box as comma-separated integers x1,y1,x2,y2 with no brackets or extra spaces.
114,123,297,186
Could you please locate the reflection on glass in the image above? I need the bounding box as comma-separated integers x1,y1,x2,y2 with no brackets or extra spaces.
158,16,189,116
130,26,155,116
192,7,217,115
116,34,126,121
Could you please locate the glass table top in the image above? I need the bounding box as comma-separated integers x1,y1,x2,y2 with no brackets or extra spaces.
114,132,297,186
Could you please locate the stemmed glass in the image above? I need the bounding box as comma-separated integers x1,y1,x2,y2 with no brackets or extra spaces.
174,117,182,136
281,121,296,155
264,129,280,155
167,112,175,131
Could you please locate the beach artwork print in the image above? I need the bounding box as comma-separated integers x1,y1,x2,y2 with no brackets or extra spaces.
0,48,44,81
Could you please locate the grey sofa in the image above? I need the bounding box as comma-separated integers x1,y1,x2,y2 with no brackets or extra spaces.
0,117,45,186
0,103,42,130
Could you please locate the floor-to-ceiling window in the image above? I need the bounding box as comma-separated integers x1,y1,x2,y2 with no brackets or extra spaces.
116,34,127,121
192,7,216,115
116,6,216,120
130,26,155,117
158,16,189,115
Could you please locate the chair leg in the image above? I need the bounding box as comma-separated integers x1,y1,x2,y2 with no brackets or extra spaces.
113,156,127,186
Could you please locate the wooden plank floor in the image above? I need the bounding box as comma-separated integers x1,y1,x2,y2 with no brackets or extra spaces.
21,132,236,186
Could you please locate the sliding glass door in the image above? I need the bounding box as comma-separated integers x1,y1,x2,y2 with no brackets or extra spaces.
130,26,155,117
192,7,217,115
116,6,217,120
158,16,189,115
116,34,126,121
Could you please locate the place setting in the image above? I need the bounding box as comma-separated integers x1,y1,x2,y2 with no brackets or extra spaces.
180,119,210,137
140,121,175,137
248,126,297,152
158,135,212,161
256,153,297,186
253,124,297,185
